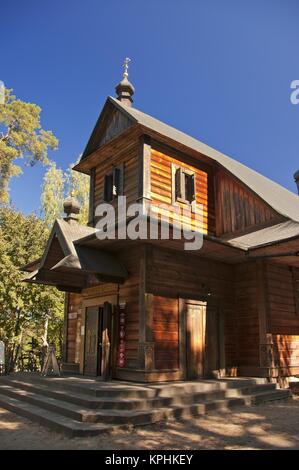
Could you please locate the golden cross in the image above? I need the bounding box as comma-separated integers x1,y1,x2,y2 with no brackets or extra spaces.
123,57,131,78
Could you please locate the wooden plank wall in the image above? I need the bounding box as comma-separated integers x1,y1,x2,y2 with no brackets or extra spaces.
117,247,141,368
150,148,215,235
152,295,179,370
146,246,236,369
234,262,260,367
266,263,299,373
65,248,141,371
216,171,277,236
93,141,139,219
98,108,132,147
266,263,299,334
43,237,65,269
67,293,83,363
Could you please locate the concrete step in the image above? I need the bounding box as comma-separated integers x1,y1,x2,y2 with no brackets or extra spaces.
1,373,269,399
0,388,249,432
0,393,127,437
0,377,229,410
0,377,292,436
0,384,237,423
248,389,291,404
225,382,277,398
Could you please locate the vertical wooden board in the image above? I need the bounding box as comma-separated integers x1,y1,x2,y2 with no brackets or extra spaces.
205,306,219,373
234,262,260,366
84,306,99,376
216,171,278,236
152,295,179,370
66,292,82,364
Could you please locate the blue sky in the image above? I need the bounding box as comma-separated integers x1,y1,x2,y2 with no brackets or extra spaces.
2,0,299,214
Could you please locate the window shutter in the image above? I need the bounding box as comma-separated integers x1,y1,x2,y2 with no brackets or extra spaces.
104,173,113,201
175,167,181,200
186,174,195,203
113,164,124,196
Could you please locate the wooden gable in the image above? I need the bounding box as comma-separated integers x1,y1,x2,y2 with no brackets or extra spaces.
43,236,66,269
81,99,134,160
215,170,281,237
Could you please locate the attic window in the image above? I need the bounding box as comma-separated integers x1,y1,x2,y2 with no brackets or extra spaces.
103,164,124,202
172,164,196,208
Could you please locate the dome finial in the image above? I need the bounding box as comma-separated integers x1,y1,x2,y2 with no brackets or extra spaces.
63,192,80,223
123,57,131,79
115,57,135,107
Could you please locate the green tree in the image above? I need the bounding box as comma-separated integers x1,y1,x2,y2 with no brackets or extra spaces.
0,206,64,371
0,88,58,203
41,157,89,227
41,161,65,228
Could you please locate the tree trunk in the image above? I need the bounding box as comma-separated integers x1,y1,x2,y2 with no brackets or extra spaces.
42,315,49,347
0,161,12,204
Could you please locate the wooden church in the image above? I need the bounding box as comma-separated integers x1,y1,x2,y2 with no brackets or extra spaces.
23,62,299,384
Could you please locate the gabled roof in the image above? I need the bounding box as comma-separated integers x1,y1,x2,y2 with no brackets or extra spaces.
91,96,299,224
81,98,134,159
226,220,299,250
22,219,128,287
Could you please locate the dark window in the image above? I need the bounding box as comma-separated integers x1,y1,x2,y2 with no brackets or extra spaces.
173,165,195,205
104,173,113,202
185,173,195,203
103,164,124,202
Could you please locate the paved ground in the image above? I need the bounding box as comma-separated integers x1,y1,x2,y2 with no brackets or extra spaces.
0,396,298,450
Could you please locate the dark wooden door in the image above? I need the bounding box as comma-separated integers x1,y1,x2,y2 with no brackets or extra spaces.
186,301,206,379
205,305,225,377
84,306,101,376
84,303,113,379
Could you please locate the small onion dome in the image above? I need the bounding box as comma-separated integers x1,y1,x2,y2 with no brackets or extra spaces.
115,76,135,106
115,57,135,106
63,193,80,221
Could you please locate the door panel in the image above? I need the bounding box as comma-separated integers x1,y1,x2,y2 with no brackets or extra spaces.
84,304,112,379
205,306,225,377
206,306,219,374
185,301,206,379
99,302,112,379
84,307,100,376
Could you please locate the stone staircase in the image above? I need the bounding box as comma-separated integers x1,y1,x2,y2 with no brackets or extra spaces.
0,374,291,437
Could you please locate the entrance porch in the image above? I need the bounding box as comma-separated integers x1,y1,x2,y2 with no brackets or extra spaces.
0,373,290,437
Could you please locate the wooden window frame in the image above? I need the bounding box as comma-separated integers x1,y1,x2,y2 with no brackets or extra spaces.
171,163,196,212
103,163,124,203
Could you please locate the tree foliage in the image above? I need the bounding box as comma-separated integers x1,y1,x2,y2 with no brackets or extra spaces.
0,88,58,203
0,206,64,371
41,158,89,227
41,161,65,228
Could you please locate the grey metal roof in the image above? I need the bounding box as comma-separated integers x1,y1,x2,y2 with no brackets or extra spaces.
226,220,299,250
22,219,127,284
109,96,299,224
55,219,97,256
52,247,128,279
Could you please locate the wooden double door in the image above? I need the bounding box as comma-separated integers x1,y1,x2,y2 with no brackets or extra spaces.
184,300,224,379
84,302,112,379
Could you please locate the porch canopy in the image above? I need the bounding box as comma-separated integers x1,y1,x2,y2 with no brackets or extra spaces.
21,218,128,292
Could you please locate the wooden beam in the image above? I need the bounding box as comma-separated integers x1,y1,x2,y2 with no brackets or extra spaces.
291,267,299,316
88,168,95,226
62,293,69,363
137,134,152,208
256,260,274,371
138,245,155,370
